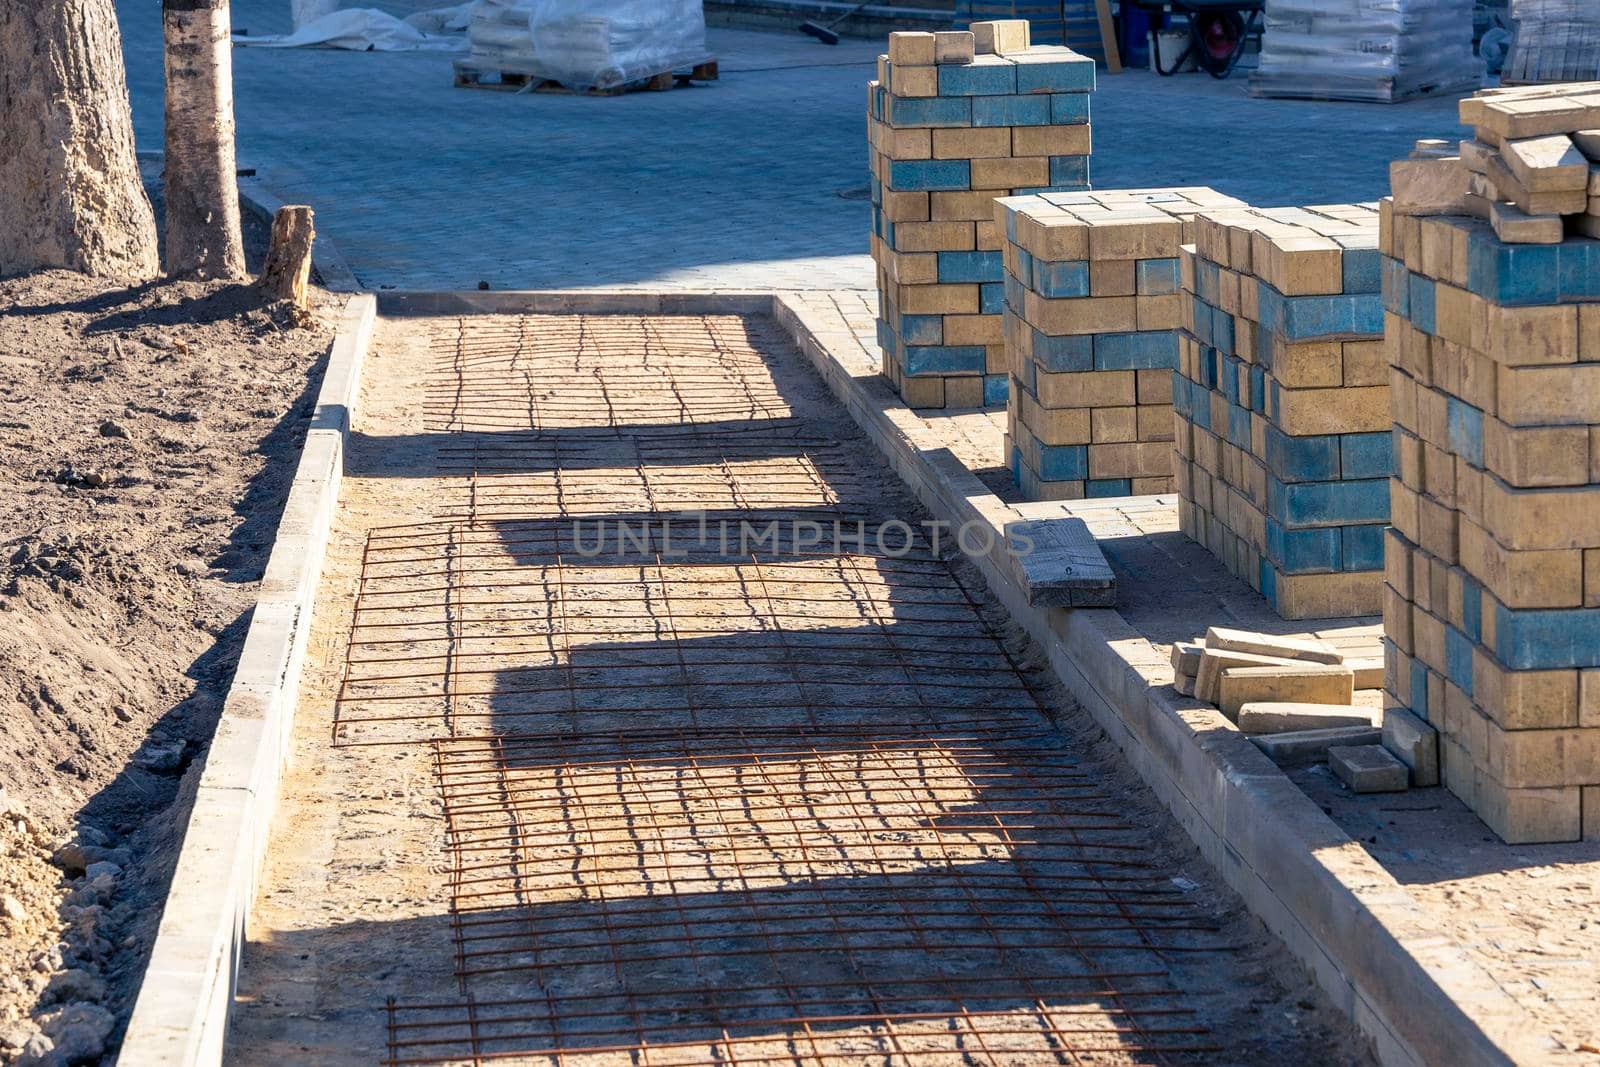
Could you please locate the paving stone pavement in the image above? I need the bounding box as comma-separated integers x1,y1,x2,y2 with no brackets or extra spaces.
116,0,1472,291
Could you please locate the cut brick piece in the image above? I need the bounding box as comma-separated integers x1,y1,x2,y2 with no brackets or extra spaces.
1170,641,1204,676
1389,157,1471,216
1203,626,1345,664
888,32,936,66
1251,726,1381,767
969,19,1029,55
1236,702,1379,734
1501,134,1589,193
1381,706,1440,787
1195,648,1303,704
1329,744,1410,793
1174,671,1197,697
1217,664,1356,718
933,30,975,65
1346,656,1384,689
1489,200,1563,245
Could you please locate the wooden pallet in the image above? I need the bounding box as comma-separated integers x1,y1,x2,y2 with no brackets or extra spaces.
453,59,719,96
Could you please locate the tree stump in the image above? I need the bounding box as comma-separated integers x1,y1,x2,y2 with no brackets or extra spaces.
257,205,315,312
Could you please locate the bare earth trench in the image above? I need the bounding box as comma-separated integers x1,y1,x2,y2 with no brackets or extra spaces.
0,262,337,1066
228,311,1370,1066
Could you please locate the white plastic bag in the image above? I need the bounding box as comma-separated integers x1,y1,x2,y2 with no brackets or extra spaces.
239,8,465,50
291,0,340,30
527,0,707,91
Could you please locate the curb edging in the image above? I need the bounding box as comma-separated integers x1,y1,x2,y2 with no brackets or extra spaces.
117,294,376,1067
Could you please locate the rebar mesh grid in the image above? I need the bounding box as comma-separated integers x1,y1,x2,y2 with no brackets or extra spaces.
353,313,1233,1064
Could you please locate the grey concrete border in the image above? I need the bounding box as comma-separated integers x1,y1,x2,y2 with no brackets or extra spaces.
766,292,1533,1067
117,294,376,1067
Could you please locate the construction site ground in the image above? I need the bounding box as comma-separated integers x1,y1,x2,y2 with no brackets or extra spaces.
227,309,1372,1065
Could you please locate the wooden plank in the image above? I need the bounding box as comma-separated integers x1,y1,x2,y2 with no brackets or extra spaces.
1003,516,1116,608
1093,0,1121,73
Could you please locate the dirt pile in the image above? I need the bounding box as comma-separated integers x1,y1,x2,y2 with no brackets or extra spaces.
0,269,336,1065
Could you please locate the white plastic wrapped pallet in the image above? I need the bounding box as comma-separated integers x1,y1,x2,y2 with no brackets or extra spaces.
1250,0,1481,103
1504,0,1600,82
463,0,707,89
530,0,708,90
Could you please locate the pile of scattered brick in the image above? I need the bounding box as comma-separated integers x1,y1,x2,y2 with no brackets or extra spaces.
868,20,1095,409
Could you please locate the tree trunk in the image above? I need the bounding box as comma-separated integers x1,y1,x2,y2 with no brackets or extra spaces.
0,0,159,280
257,205,314,310
163,0,245,280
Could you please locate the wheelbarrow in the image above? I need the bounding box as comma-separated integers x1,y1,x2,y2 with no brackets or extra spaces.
1127,0,1264,79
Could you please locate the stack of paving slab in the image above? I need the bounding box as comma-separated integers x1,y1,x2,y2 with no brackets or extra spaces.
1173,203,1391,621
995,188,1246,500
869,21,1096,410
1172,627,1406,790
1447,84,1600,244
1249,0,1480,104
1379,85,1600,844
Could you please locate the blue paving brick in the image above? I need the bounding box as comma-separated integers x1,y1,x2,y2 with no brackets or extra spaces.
1038,443,1088,481
1010,444,1023,485
1024,357,1037,394
1560,238,1600,302
1447,397,1485,468
1048,155,1088,187
1200,346,1218,389
1406,272,1436,335
983,373,1008,405
1340,432,1393,479
1086,478,1132,498
1196,260,1220,305
1032,330,1092,373
1267,291,1383,340
1136,257,1180,296
1269,477,1390,528
904,344,986,376
1227,402,1251,449
1013,55,1096,93
1341,246,1382,294
1467,236,1561,306
938,61,1018,97
1341,524,1385,571
875,317,893,352
980,282,1004,314
1249,363,1266,412
1258,560,1278,610
972,94,1051,127
1003,206,1021,244
1382,258,1410,315
1189,379,1213,431
1462,577,1482,642
1446,627,1475,694
937,249,1003,283
1172,371,1192,418
1267,520,1342,573
1219,355,1239,405
889,159,972,192
1034,259,1090,298
896,313,943,345
1212,306,1235,355
1014,246,1034,288
1093,330,1177,370
1492,603,1600,669
885,94,973,128
1410,657,1431,722
1266,428,1340,482
1049,92,1090,124
1004,272,1026,312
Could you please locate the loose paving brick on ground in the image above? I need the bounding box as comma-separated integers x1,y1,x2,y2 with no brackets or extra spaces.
227,309,1366,1064
115,0,1466,293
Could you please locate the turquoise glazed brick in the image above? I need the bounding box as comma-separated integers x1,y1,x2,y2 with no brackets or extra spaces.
1136,258,1180,296
1034,259,1090,298
1049,93,1090,124
937,250,1003,283
904,345,986,376
1491,603,1600,670
1086,478,1132,497
885,95,972,128
972,94,1051,127
1048,155,1088,187
1092,330,1177,370
938,61,1018,97
889,159,972,192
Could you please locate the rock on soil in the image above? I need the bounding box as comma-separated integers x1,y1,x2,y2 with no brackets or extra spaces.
0,268,336,1062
